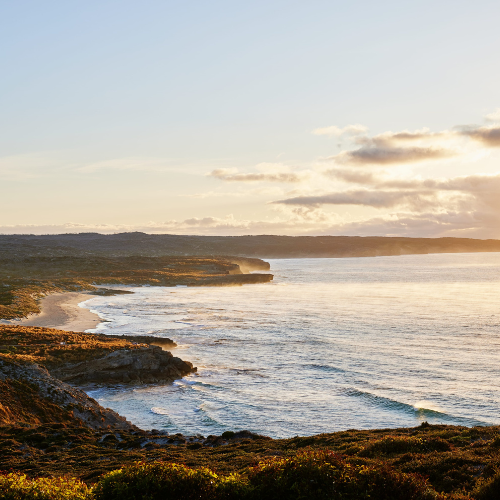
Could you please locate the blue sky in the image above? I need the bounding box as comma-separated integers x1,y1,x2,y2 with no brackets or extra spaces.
2,1,500,236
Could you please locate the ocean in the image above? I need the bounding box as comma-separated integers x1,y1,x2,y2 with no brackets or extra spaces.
82,253,500,438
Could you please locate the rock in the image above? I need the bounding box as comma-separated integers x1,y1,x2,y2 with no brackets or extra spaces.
0,355,137,430
97,334,177,349
50,345,196,385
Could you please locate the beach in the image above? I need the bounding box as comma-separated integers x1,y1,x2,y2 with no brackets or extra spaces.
0,292,102,332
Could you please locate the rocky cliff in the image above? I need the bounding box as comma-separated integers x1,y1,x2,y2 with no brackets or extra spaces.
0,325,197,429
0,356,136,430
51,345,196,385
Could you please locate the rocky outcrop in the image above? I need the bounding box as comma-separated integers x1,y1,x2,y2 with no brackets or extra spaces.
0,326,198,431
50,345,196,385
0,356,137,430
193,273,273,286
225,257,271,273
98,333,177,348
0,325,193,385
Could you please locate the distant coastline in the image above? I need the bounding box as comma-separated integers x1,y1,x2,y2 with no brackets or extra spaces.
3,233,500,259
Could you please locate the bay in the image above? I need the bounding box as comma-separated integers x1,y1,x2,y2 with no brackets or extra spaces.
83,253,500,438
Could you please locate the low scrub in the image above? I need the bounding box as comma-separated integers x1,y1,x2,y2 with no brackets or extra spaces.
360,435,452,457
1,451,473,500
244,450,444,500
93,451,449,500
0,472,90,500
93,462,220,500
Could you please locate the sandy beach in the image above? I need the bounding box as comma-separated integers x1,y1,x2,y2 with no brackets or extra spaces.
0,292,102,332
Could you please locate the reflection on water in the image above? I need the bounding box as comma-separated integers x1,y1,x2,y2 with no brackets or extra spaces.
84,253,500,438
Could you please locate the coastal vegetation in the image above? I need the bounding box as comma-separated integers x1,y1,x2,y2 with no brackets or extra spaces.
2,427,500,499
2,413,500,498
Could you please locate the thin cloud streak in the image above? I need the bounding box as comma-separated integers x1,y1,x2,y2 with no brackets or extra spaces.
353,129,451,147
273,190,442,209
209,168,304,183
328,146,455,166
312,124,368,137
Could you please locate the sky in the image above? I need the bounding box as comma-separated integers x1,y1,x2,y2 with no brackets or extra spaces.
1,0,500,237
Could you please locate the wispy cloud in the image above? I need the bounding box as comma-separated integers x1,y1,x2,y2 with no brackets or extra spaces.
273,189,448,210
0,152,66,181
76,157,186,173
209,168,304,183
315,126,459,166
316,118,500,167
208,163,309,183
278,172,500,204
312,124,368,137
354,128,450,147
485,109,500,122
329,146,455,166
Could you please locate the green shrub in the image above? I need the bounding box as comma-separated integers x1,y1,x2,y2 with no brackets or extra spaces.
244,450,442,500
0,472,90,500
93,461,219,500
216,473,250,500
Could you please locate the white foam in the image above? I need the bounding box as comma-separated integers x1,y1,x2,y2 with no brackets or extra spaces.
151,407,169,415
413,400,444,413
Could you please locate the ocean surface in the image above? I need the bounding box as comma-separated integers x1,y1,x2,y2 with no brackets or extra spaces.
82,253,500,438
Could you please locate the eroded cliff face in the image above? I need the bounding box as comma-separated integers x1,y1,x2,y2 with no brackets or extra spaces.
0,325,197,430
51,345,196,385
0,356,136,430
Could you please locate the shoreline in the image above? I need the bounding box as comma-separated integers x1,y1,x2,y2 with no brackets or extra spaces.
0,292,103,332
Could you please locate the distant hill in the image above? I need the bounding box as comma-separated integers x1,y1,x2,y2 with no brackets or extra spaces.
1,233,500,258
